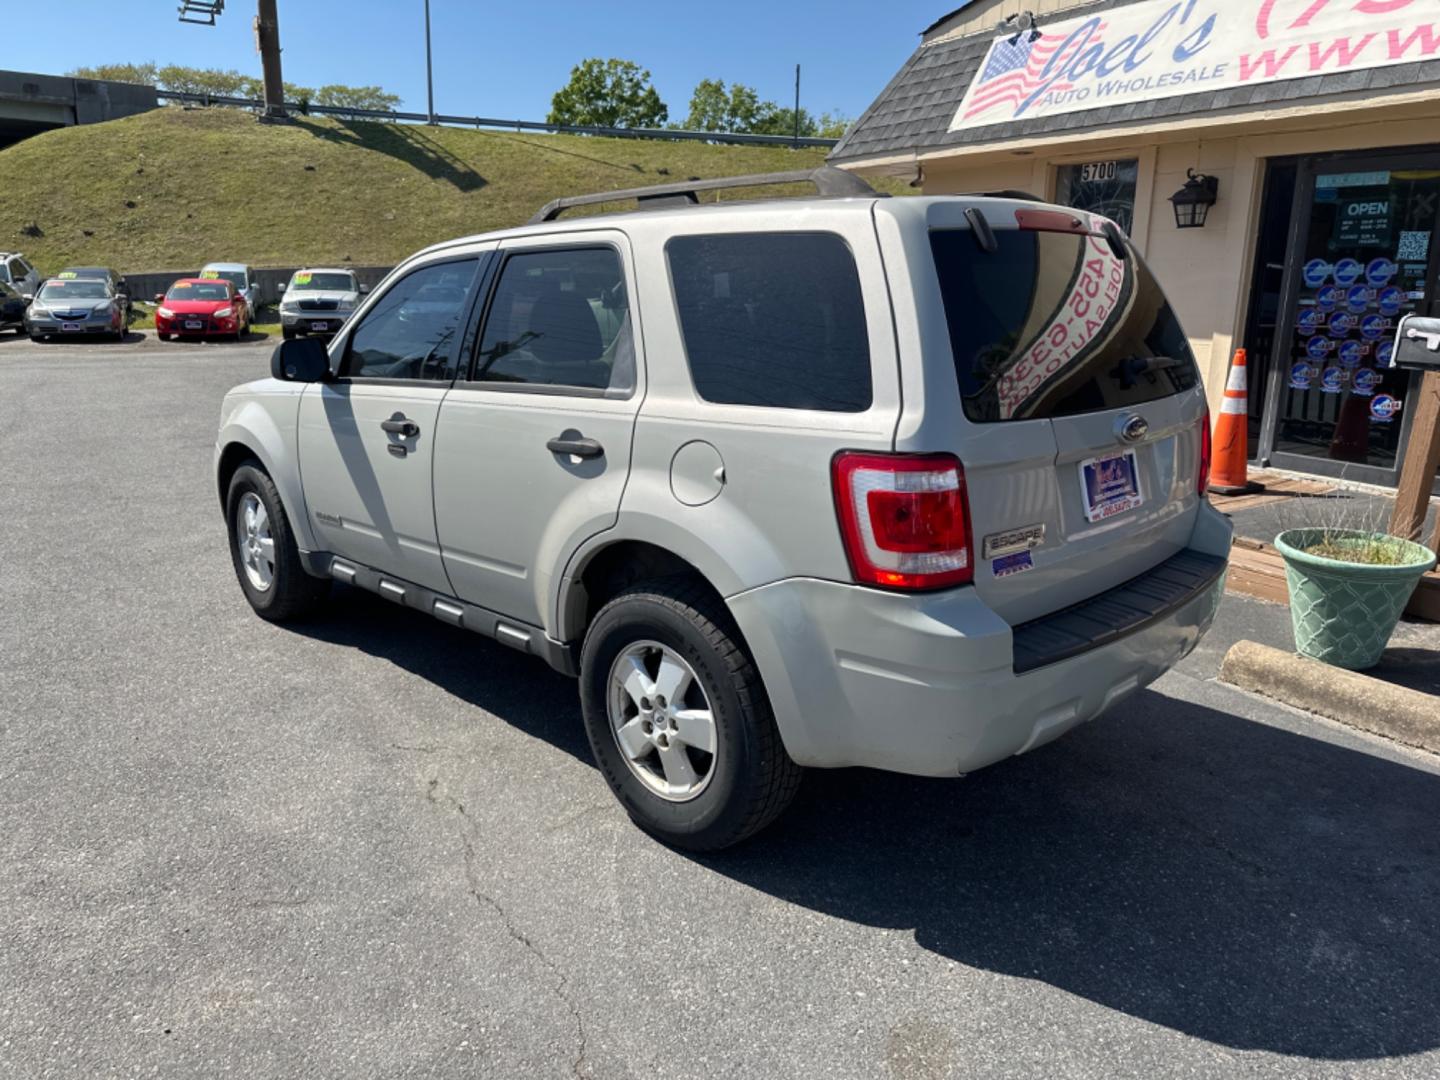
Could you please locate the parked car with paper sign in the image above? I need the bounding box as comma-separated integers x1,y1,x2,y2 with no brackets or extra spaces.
155,278,251,341
25,276,129,341
214,167,1231,849
199,262,260,312
279,268,367,339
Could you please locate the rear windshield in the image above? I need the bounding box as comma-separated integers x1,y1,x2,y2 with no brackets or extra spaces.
169,282,230,301
931,228,1198,422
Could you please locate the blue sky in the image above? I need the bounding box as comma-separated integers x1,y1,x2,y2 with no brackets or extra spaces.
20,1,955,124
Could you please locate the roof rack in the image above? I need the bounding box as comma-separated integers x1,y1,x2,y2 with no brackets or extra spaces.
528,165,879,224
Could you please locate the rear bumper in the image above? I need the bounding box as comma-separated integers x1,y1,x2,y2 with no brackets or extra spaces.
728,502,1232,776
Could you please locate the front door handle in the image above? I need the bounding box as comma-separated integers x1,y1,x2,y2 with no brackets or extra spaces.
546,435,604,459
381,415,419,438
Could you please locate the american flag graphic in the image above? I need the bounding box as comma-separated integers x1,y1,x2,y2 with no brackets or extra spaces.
962,25,1105,121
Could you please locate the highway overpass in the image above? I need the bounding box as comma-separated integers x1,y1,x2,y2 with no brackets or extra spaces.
0,71,157,149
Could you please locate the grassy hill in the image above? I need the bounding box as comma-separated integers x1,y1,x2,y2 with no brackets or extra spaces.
0,107,882,273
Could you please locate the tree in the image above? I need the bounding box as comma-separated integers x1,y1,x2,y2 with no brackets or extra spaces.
548,59,667,129
315,84,402,113
683,79,764,133
69,62,159,86
815,112,853,140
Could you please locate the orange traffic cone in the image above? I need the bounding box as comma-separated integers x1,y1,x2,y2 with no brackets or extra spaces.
1208,348,1263,495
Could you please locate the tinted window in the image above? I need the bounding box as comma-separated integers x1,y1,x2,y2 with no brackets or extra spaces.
667,233,872,412
345,259,479,381
931,228,1198,422
474,248,633,393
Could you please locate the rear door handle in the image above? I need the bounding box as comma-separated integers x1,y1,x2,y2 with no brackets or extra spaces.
546,435,604,459
381,415,419,438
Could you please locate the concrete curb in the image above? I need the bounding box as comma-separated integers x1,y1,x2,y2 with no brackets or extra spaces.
1219,640,1440,754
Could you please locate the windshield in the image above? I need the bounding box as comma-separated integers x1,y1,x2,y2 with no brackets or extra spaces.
203,270,248,290
931,228,1198,422
168,282,231,301
40,280,110,300
291,272,356,292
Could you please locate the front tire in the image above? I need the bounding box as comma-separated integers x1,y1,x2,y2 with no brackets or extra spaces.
579,577,801,851
226,462,328,622
282,327,296,341
157,332,171,341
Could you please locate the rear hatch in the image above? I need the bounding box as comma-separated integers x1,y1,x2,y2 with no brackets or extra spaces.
916,201,1207,625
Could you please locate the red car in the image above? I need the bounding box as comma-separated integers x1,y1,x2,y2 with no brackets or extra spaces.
155,278,251,341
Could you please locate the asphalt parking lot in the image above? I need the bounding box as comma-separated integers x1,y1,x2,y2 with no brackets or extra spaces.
3,335,1440,1080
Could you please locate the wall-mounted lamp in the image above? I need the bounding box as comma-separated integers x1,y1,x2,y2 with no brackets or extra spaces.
1169,169,1219,229
998,10,1043,45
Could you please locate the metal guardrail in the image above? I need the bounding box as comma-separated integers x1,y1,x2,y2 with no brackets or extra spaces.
154,90,840,148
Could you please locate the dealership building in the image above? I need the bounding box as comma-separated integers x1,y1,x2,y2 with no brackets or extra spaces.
833,0,1440,489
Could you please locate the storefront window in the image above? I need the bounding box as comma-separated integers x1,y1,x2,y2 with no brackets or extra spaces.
1272,165,1439,471
1056,159,1139,235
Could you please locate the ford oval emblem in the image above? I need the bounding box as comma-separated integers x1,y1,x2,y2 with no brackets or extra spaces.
1117,414,1149,444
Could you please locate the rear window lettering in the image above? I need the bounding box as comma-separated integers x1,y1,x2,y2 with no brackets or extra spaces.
666,233,872,413
931,228,1198,422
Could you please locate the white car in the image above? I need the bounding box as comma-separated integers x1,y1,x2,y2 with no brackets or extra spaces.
0,252,41,299
199,262,260,314
278,268,367,339
215,167,1230,849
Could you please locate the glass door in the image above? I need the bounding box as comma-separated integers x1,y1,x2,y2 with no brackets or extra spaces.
1258,148,1440,486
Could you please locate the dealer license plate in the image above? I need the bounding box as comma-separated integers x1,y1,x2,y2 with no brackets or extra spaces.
310,321,329,332
185,320,203,330
1078,450,1143,523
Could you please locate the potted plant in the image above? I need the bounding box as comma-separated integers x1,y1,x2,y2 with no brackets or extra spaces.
1274,527,1437,670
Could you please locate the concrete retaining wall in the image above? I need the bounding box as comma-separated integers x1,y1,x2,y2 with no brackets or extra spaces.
127,266,393,307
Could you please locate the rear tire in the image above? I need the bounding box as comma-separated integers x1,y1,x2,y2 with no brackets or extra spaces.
579,576,801,851
226,462,328,622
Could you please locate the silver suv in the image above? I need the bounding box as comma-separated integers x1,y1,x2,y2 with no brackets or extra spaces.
215,168,1231,849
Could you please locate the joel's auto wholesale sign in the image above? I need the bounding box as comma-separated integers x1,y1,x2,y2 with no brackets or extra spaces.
952,0,1440,132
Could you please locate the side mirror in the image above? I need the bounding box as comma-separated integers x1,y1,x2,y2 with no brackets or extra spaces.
154,293,165,303
271,337,331,383
360,283,371,293
22,293,33,303
277,282,287,292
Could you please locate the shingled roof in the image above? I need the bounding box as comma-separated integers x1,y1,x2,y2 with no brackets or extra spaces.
830,0,1440,165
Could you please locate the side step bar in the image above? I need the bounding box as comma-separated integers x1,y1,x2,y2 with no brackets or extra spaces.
300,551,577,676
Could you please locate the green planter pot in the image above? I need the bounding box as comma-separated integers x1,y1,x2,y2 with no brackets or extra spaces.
1274,528,1437,670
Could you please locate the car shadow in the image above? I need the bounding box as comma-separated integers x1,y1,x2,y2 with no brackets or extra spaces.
698,693,1440,1061
291,584,591,763
285,586,1440,1060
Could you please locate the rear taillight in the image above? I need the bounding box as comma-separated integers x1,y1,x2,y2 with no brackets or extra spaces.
1198,407,1212,497
832,451,973,590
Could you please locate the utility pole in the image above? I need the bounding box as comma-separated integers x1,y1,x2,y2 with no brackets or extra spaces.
793,64,801,147
254,0,286,120
425,0,436,124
